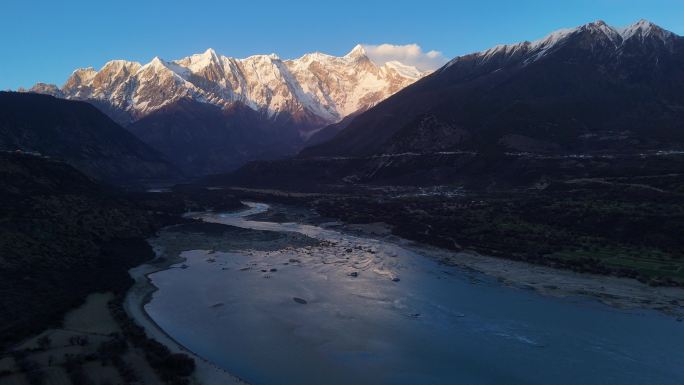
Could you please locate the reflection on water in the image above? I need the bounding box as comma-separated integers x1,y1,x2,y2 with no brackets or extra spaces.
145,203,684,385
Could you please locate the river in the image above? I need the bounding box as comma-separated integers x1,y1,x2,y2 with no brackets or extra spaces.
143,203,684,385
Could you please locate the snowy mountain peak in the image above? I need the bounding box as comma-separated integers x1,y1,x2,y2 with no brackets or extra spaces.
242,53,281,62
203,48,218,57
146,56,166,69
585,19,610,30
100,60,142,73
71,67,97,78
193,48,221,64
64,68,97,89
619,19,674,43
582,20,622,43
29,82,63,97
35,45,427,126
625,19,659,33
447,19,679,70
345,44,367,59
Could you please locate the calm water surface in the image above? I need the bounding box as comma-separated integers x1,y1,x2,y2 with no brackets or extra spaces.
145,203,684,385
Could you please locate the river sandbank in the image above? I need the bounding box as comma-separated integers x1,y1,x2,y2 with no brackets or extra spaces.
248,202,684,317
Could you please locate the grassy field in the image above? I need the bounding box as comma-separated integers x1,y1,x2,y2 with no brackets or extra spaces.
548,248,684,283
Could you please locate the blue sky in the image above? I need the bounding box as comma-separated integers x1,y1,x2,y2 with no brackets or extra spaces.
2,0,683,90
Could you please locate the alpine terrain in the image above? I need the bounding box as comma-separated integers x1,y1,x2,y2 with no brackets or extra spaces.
305,20,684,157
220,20,684,188
4,1,684,383
31,46,428,174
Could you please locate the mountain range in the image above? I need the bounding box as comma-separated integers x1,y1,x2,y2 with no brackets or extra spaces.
4,14,684,373
22,20,684,184
30,45,426,174
32,45,425,127
216,20,684,188
304,19,684,157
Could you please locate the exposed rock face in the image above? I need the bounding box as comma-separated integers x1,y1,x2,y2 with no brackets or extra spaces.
27,82,63,97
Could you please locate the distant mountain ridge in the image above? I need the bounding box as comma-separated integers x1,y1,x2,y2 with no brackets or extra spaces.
0,92,178,183
31,45,428,131
28,46,428,175
211,19,684,189
302,19,684,158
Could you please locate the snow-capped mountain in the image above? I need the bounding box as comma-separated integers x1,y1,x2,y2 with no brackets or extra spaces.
302,19,684,158
442,19,676,70
31,45,428,130
216,19,684,188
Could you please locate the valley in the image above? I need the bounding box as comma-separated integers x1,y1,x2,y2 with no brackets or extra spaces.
136,203,684,385
1,11,684,385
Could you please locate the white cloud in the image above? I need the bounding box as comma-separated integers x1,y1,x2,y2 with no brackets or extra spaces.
362,43,448,71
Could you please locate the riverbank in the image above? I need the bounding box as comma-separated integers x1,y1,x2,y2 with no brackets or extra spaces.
412,242,684,317
123,219,320,385
324,221,684,317
245,202,684,317
124,241,248,385
118,202,684,385
294,183,684,287
139,203,684,385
